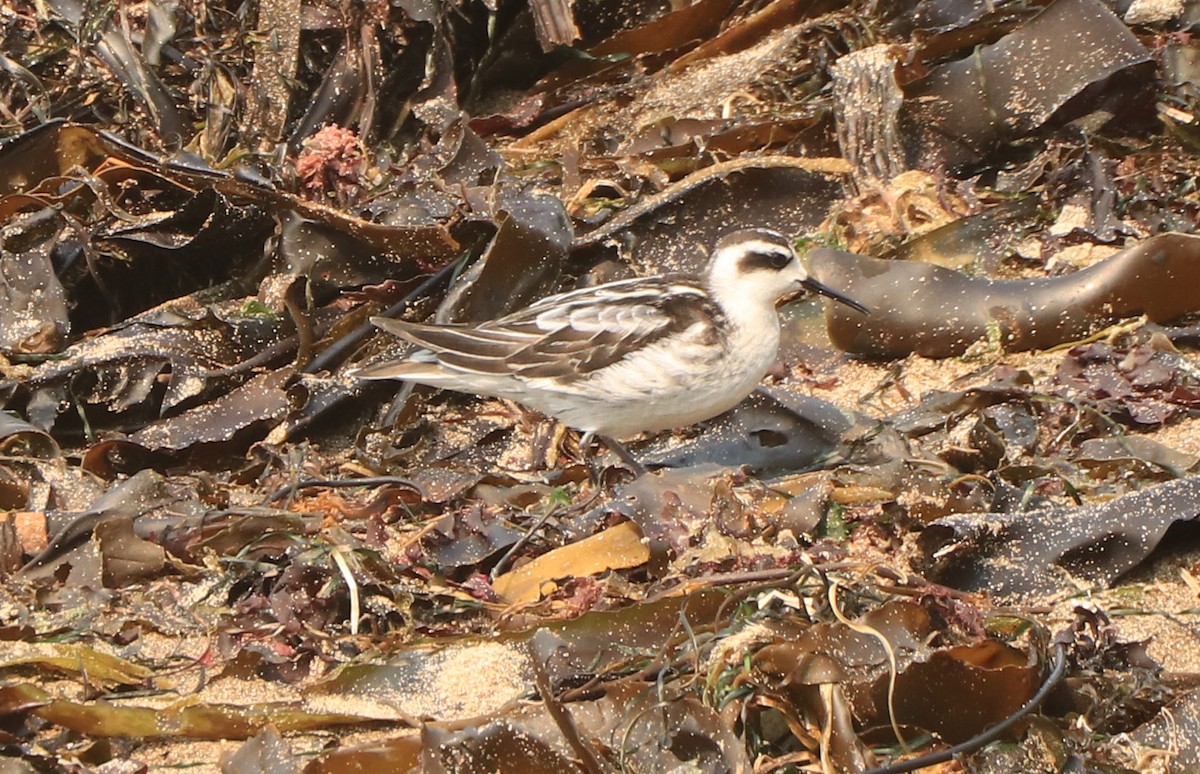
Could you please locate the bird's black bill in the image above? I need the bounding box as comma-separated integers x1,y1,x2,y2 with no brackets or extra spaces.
802,277,869,315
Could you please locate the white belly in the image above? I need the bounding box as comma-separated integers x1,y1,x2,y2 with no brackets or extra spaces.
522,320,780,438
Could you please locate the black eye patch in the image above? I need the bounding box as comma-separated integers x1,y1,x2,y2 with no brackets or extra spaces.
739,249,794,272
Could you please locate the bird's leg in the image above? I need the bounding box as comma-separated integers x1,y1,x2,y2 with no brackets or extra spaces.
577,431,603,484
576,431,648,479
598,434,648,477
575,430,593,468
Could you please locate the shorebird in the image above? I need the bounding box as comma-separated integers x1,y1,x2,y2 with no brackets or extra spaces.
355,229,867,466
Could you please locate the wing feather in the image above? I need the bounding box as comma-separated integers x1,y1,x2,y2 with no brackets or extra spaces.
370,275,723,383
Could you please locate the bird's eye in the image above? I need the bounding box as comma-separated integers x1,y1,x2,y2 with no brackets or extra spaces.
767,251,792,269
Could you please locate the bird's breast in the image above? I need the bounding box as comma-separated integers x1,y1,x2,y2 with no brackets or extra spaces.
574,317,778,403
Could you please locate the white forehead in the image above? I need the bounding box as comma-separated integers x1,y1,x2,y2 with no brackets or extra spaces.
739,239,792,256
708,236,795,273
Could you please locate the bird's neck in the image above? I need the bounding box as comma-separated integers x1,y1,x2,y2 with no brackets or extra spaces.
707,280,782,338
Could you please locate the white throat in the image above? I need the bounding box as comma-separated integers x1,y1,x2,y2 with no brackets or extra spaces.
704,245,806,332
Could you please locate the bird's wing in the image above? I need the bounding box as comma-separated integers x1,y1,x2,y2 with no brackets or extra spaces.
370,277,721,382
488,278,721,381
368,316,536,376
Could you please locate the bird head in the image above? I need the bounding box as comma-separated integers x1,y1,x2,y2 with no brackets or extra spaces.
706,229,868,314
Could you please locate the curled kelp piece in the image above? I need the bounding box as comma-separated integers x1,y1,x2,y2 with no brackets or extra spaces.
808,232,1200,358
434,187,573,324
0,413,58,460
635,388,853,474
572,156,848,275
902,0,1154,170
918,476,1200,597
